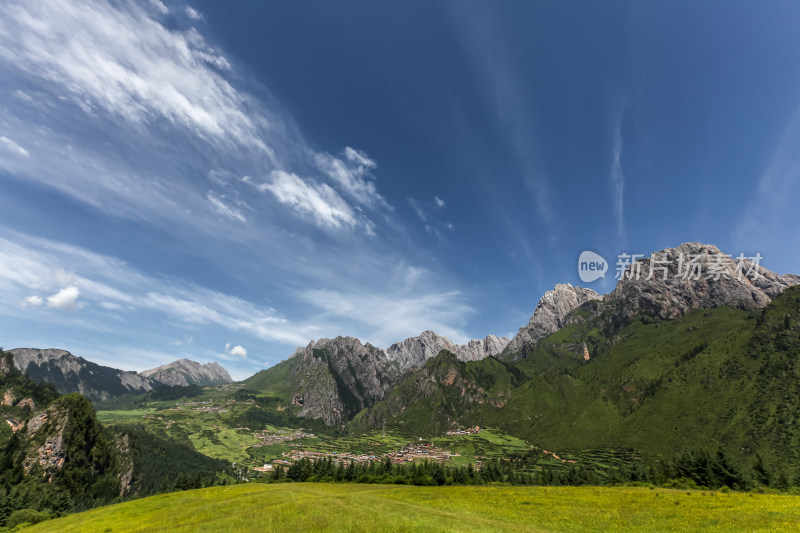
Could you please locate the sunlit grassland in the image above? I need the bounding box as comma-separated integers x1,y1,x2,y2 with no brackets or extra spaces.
24,483,800,532
187,427,260,464
96,409,157,424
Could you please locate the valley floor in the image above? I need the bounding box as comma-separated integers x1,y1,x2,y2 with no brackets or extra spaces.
23,483,800,532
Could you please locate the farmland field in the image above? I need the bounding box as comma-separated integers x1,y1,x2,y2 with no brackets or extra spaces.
23,483,800,532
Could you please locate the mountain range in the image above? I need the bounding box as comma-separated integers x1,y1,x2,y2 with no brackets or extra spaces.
245,243,799,432
6,349,232,402
6,242,800,467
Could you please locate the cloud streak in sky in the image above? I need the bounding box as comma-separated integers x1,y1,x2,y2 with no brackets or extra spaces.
0,0,388,240
734,106,800,262
610,111,626,243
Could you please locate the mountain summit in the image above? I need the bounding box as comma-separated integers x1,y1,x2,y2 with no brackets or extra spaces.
140,359,233,387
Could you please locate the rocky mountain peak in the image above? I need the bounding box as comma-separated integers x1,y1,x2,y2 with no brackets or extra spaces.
608,242,800,323
385,331,509,372
290,336,400,426
505,283,602,354
140,359,232,387
386,331,457,371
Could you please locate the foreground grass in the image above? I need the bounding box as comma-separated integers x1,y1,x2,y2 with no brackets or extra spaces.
24,483,800,532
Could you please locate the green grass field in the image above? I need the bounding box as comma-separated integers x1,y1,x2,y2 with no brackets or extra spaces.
23,483,800,532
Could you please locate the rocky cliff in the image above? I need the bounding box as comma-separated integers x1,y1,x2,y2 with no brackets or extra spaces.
288,336,402,426
140,358,232,387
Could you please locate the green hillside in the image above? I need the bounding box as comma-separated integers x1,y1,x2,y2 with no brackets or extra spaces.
354,287,800,473
22,483,800,533
241,356,301,399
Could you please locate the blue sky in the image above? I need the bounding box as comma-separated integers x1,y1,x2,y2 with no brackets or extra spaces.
1,1,799,379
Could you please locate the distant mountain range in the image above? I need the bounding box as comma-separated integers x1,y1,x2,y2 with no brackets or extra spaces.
7,349,232,402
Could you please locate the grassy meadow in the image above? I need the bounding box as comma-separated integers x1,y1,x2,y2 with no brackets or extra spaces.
23,483,800,532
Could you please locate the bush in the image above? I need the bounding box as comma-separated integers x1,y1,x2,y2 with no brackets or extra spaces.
663,477,699,490
7,508,50,528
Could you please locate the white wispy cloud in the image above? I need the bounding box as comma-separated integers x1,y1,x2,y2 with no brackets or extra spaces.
407,197,452,243
408,198,427,222
263,170,357,230
300,288,472,347
1,230,475,357
0,135,29,157
22,294,43,308
316,147,388,209
0,0,391,246
207,191,247,223
185,6,203,21
610,111,626,243
149,0,169,15
734,107,800,260
0,0,265,154
0,230,316,346
448,5,556,241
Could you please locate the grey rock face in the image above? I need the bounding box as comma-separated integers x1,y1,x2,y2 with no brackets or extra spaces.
290,336,401,426
456,334,512,362
23,404,67,476
386,331,509,371
10,348,154,402
505,284,603,355
607,242,799,323
140,358,232,387
386,331,457,371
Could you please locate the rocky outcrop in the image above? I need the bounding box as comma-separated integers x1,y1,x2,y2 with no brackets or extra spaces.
10,348,155,402
23,405,67,476
386,331,509,371
2,388,14,407
114,433,136,497
5,418,23,432
17,397,35,410
504,284,602,356
289,337,402,426
140,359,232,387
606,242,800,323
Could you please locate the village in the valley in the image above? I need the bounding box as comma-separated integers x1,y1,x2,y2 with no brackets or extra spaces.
252,426,483,473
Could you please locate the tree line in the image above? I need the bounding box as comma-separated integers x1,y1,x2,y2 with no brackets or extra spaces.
249,448,795,492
